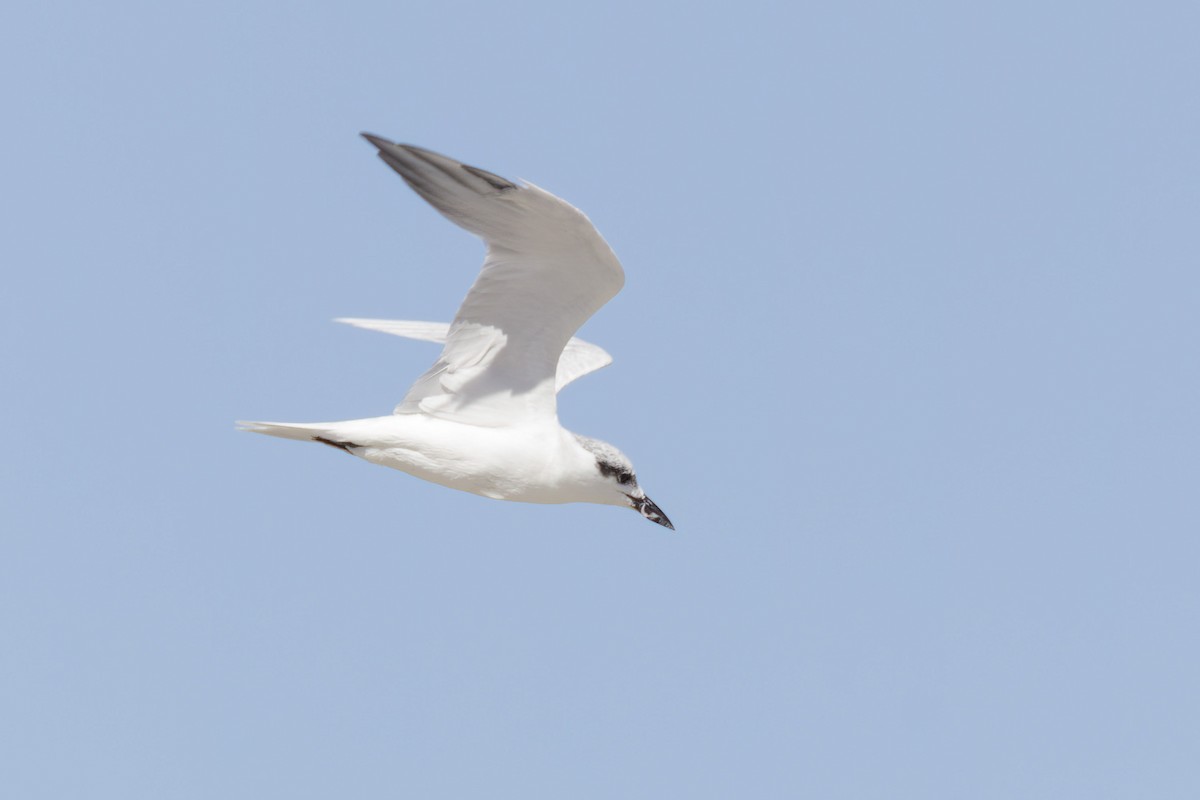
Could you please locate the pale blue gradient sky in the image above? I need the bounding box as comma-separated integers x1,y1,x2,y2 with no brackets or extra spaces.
3,1,1199,797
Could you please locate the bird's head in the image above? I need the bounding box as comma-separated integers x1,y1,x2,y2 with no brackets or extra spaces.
572,435,673,530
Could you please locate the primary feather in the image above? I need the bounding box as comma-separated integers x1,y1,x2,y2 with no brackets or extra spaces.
361,136,625,426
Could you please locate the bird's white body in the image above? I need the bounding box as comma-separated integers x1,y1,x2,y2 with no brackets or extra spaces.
246,415,615,506
240,136,672,529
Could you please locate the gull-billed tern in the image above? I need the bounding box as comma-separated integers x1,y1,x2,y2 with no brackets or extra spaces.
239,134,673,529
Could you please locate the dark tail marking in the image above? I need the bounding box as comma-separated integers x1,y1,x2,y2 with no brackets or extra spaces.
314,436,360,454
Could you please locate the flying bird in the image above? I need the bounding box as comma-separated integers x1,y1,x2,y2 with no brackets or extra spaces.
239,134,673,529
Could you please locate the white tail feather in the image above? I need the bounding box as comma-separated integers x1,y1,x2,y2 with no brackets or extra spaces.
236,420,335,442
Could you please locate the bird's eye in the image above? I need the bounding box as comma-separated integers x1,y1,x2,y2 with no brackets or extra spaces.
618,471,633,485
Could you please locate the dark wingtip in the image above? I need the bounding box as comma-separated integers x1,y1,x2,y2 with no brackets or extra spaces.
360,132,393,149
462,163,517,191
313,435,361,454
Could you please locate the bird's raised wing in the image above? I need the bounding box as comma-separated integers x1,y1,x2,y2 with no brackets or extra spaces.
334,318,614,393
361,135,625,426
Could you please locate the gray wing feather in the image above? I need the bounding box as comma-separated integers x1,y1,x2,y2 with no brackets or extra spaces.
359,135,625,425
334,318,614,393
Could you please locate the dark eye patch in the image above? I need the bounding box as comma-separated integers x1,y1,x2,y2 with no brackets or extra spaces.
596,460,633,485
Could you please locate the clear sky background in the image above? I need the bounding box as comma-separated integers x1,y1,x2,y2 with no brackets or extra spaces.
3,1,1198,797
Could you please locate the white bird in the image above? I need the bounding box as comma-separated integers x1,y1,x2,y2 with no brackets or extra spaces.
239,134,673,529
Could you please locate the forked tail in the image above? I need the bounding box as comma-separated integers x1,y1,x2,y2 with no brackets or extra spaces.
236,421,360,453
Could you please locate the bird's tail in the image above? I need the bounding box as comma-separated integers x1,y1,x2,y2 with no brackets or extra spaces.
236,420,338,443
238,420,368,455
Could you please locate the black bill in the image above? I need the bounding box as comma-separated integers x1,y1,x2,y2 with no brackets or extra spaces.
631,494,674,530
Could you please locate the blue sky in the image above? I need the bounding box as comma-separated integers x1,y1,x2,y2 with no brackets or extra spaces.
3,1,1198,797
